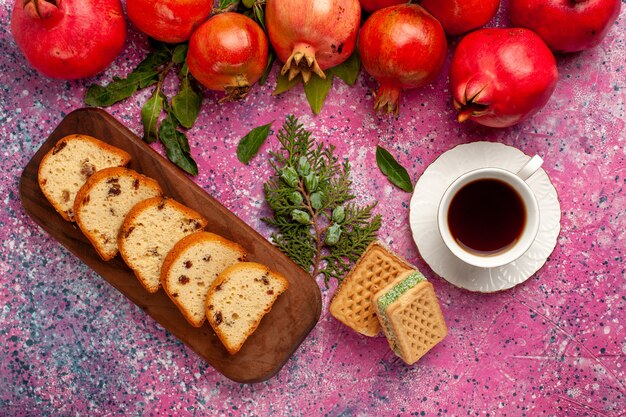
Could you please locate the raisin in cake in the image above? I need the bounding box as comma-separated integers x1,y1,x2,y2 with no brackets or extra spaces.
161,231,246,327
118,197,208,293
73,167,163,261
38,134,131,221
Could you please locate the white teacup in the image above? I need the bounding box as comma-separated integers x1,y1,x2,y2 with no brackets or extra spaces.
437,155,543,268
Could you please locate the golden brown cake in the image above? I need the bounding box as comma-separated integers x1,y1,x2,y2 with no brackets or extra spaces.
161,232,247,327
206,262,289,354
74,167,163,261
38,134,131,221
118,197,208,293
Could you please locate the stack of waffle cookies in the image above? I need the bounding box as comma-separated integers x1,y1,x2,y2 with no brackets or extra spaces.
330,241,447,365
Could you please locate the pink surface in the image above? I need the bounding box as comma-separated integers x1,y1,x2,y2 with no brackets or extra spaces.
1,1,625,416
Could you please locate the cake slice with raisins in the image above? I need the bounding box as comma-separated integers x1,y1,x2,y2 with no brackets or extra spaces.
118,197,208,293
206,262,289,354
38,134,131,221
74,167,163,261
161,232,247,327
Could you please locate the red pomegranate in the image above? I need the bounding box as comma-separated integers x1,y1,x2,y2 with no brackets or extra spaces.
11,0,126,79
359,0,405,13
421,0,501,36
358,4,447,114
126,0,213,44
265,0,361,82
450,28,558,128
510,0,621,53
187,13,268,102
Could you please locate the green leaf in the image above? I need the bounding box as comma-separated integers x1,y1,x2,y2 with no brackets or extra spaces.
134,49,172,88
159,114,198,175
178,61,191,79
242,0,255,7
259,50,275,86
171,75,202,129
328,51,361,86
135,49,171,75
375,145,413,192
84,48,172,107
273,71,301,95
303,74,333,115
253,3,265,30
148,38,175,53
84,76,140,107
172,44,188,64
237,122,273,164
129,70,162,90
218,0,239,9
141,90,164,143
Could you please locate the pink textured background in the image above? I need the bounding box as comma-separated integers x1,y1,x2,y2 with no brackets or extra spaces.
1,1,625,416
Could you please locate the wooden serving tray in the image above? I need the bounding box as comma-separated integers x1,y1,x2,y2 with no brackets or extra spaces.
19,108,322,383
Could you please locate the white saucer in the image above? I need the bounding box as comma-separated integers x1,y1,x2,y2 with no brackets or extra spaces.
409,142,561,293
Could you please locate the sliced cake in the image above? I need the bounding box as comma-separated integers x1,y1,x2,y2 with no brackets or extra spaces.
329,240,415,336
73,167,163,261
118,197,208,293
206,262,289,355
161,231,247,327
38,134,131,221
372,270,447,365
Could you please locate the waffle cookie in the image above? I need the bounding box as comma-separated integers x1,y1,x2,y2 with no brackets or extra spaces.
329,241,415,336
372,270,447,365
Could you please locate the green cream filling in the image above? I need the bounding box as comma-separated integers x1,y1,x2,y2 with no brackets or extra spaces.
377,271,426,355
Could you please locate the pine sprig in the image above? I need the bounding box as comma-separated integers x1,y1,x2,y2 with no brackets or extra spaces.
262,116,381,286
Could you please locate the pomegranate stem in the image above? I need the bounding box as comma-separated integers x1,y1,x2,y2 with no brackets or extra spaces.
374,84,401,114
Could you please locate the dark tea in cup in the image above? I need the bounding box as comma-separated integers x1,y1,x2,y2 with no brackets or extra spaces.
437,155,543,268
447,178,526,256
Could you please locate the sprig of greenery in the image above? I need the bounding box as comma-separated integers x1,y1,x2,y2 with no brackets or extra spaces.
262,116,381,286
84,40,201,175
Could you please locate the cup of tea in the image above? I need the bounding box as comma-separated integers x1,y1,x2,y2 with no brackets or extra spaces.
437,155,544,268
